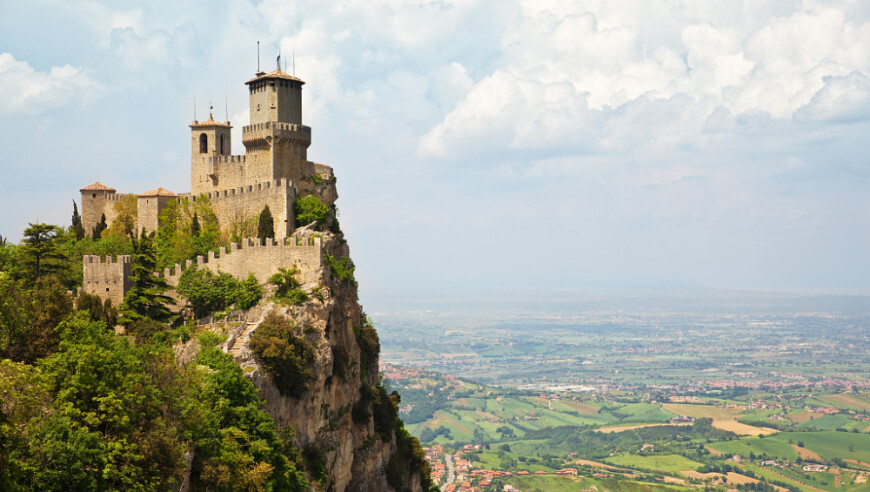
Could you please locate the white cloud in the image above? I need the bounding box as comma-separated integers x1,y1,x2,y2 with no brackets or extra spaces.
418,2,870,160
0,53,100,115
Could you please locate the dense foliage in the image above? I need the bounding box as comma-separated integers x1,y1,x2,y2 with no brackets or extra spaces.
156,195,220,269
325,253,355,284
248,312,316,398
177,267,262,318
0,313,311,491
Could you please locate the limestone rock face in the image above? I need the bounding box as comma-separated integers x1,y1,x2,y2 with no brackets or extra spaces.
227,228,423,491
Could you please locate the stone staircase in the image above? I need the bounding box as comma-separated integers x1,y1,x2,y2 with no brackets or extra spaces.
227,308,268,358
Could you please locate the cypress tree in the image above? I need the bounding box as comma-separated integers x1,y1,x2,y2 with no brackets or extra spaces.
191,212,201,237
258,205,274,243
71,200,85,240
92,213,107,239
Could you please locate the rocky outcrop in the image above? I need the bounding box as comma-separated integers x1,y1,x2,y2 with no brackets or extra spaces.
223,226,425,492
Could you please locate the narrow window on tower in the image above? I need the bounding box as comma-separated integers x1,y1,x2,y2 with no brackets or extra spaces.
200,133,208,153
220,134,225,154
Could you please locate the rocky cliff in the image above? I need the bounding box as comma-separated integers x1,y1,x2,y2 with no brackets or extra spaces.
211,184,429,490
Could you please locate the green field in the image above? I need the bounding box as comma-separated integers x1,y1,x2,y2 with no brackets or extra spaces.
709,431,870,464
604,454,704,474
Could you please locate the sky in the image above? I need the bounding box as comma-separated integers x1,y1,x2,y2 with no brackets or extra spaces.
1,0,869,304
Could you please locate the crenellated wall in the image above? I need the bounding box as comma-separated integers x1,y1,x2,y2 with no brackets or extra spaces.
160,236,323,287
196,179,296,237
82,255,132,307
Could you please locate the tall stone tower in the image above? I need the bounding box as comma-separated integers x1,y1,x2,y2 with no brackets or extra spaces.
188,59,312,196
242,60,312,187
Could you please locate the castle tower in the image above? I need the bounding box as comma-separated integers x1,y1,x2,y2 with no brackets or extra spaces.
80,182,117,236
137,187,177,235
242,59,312,185
190,110,233,193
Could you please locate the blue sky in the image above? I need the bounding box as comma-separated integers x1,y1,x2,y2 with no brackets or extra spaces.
1,0,869,302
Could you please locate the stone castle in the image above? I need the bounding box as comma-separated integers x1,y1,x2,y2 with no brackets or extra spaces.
81,61,336,304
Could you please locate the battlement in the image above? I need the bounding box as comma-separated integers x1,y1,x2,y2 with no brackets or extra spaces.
196,179,294,202
161,236,323,287
83,255,132,264
242,122,311,146
208,155,247,164
243,122,310,133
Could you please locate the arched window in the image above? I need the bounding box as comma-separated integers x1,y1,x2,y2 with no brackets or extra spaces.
220,134,225,154
199,133,208,153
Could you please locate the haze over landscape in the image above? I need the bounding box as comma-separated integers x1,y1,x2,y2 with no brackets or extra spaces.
2,0,870,303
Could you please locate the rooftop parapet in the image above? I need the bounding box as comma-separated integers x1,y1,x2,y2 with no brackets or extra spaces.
242,122,311,145
83,255,132,264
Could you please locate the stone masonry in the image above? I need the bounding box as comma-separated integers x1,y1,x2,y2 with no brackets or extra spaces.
82,255,132,307
81,61,335,300
80,59,330,243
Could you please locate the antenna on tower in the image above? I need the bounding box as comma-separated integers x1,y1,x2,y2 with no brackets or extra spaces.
225,97,229,123
193,96,197,122
292,51,296,76
257,41,260,72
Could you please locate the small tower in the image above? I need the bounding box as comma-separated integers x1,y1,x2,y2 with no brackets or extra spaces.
137,187,177,235
190,107,232,191
80,181,117,237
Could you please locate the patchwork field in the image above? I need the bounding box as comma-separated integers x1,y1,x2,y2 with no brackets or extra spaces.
662,403,778,435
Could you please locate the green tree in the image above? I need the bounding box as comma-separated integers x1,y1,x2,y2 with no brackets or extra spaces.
191,212,201,236
248,312,315,397
20,223,65,281
193,333,308,490
76,292,118,327
71,201,85,241
119,230,174,324
258,205,275,242
236,273,263,311
294,195,329,229
177,267,239,318
27,314,189,490
92,213,107,239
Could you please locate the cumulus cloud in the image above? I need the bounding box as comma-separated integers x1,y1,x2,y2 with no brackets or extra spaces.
418,1,870,161
0,53,100,115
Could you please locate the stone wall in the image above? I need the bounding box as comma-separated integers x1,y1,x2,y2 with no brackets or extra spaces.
82,255,132,307
161,235,323,287
198,179,296,238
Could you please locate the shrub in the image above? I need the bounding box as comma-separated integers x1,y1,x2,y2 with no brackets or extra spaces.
294,195,329,228
325,254,354,284
249,312,315,397
354,320,380,382
269,268,308,305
